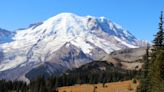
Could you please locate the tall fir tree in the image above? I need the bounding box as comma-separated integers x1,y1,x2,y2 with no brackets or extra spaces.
137,45,150,92
138,11,164,92
153,11,164,50
148,11,164,92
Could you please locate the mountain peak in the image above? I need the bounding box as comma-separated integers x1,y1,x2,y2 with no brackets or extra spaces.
54,12,78,17
46,12,80,22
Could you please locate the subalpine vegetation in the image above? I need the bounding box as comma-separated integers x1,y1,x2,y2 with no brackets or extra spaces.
0,62,140,92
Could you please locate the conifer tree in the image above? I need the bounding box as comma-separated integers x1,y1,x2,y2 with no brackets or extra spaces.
138,11,164,92
137,45,150,92
153,11,164,50
148,11,164,92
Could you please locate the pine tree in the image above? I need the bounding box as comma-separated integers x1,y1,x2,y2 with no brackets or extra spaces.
153,11,164,50
137,45,150,92
138,11,164,92
147,11,164,92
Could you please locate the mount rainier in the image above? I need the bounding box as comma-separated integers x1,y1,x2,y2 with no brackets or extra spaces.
0,13,146,81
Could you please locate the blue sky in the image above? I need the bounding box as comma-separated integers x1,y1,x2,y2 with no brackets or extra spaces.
0,0,164,41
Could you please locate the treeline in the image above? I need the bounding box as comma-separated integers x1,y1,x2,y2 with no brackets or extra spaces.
0,80,27,92
0,66,140,92
54,69,140,87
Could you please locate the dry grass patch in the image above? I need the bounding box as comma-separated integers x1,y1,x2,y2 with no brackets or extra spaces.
58,80,138,92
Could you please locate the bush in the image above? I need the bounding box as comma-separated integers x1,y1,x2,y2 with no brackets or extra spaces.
133,79,137,84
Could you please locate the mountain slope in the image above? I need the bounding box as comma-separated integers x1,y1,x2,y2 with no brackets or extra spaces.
0,13,146,81
0,28,14,63
0,28,13,44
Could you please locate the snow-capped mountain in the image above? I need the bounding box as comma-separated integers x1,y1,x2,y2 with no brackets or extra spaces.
0,13,146,81
0,28,13,44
